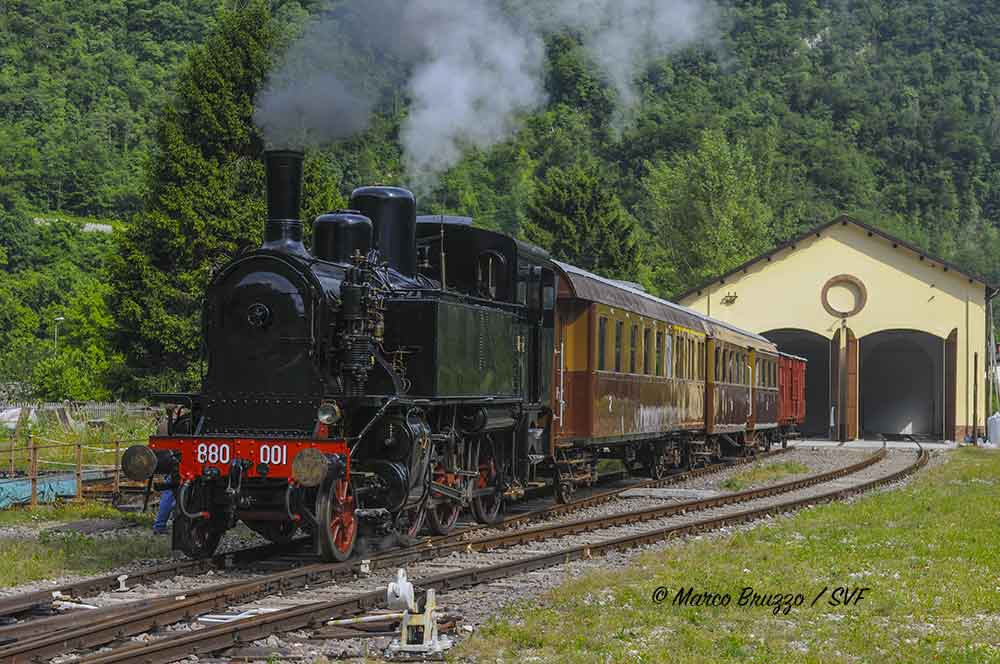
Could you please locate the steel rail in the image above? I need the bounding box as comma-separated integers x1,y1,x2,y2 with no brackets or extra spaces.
0,539,300,621
72,447,927,664
422,446,792,547
0,452,780,646
0,446,789,622
0,447,870,662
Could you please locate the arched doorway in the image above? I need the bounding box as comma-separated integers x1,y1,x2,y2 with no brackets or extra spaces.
762,329,830,437
858,330,944,438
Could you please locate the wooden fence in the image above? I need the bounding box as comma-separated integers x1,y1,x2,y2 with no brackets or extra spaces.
0,434,136,507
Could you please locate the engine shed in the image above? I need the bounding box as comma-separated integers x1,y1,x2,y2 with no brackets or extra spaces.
677,216,996,443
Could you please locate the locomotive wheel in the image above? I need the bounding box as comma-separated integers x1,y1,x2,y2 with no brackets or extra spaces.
426,464,462,535
316,477,357,562
396,502,427,547
243,519,297,544
472,442,503,524
555,480,576,504
426,498,461,535
647,447,671,481
173,513,224,559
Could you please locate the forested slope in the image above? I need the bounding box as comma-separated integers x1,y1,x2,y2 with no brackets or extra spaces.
1,0,997,398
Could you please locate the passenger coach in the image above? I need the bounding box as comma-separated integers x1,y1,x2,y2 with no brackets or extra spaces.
546,262,804,501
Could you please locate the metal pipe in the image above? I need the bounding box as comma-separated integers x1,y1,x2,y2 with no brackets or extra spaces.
351,397,398,456
177,481,207,520
326,612,405,626
557,340,565,423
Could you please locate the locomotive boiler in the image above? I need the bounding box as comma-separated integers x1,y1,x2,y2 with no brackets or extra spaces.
122,150,806,562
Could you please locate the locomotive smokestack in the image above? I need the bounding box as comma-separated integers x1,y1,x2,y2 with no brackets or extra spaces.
262,150,307,256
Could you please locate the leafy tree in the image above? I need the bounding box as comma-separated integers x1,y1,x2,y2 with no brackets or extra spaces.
0,211,124,399
640,128,774,296
523,161,640,281
0,0,221,219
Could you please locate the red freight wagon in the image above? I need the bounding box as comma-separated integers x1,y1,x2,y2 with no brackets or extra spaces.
778,353,807,437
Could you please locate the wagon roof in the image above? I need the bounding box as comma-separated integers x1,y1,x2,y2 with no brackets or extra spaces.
552,261,776,350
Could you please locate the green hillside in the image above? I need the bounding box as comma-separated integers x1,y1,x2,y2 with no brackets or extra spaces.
0,0,997,398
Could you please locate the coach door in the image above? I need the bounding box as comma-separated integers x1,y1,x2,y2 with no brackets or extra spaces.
534,268,555,405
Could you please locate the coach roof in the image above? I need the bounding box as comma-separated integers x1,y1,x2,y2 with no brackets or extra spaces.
553,261,775,350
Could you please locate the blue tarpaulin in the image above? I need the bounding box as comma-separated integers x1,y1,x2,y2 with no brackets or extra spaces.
0,470,110,509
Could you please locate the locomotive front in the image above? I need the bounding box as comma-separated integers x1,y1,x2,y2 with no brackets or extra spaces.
121,150,430,562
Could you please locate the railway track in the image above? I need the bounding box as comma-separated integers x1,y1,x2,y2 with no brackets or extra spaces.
0,446,789,622
0,445,913,663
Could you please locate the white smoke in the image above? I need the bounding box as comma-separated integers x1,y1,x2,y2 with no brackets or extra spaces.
397,1,545,189
255,0,717,187
543,0,717,114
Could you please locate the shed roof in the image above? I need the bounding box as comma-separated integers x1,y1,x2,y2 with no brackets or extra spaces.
674,216,997,302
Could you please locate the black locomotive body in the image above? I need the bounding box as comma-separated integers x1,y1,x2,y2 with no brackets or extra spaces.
122,150,804,562
123,151,555,560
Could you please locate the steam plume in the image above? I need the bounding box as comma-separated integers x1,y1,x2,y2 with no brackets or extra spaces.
544,0,717,115
254,0,717,187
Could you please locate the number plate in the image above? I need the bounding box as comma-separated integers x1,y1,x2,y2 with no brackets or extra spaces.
196,442,231,464
150,436,349,481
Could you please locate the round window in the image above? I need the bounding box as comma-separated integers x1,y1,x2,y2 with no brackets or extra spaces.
821,275,867,318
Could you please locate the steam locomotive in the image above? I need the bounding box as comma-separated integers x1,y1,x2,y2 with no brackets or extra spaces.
122,150,806,561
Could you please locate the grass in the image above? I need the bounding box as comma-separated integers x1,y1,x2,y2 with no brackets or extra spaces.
0,499,163,588
455,448,1000,663
1,413,156,475
720,460,811,492
0,530,169,588
0,499,153,527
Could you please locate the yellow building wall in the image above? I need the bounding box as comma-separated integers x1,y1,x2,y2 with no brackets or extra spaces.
679,221,988,436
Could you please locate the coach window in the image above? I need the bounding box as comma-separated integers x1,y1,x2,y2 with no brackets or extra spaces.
598,317,608,371
681,338,687,378
630,324,639,373
677,335,685,378
665,332,674,378
740,353,746,384
655,331,663,376
688,339,694,378
615,320,623,372
771,361,776,387
643,328,652,374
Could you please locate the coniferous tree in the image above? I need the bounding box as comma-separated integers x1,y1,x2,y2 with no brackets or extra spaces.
523,161,640,282
109,1,278,395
